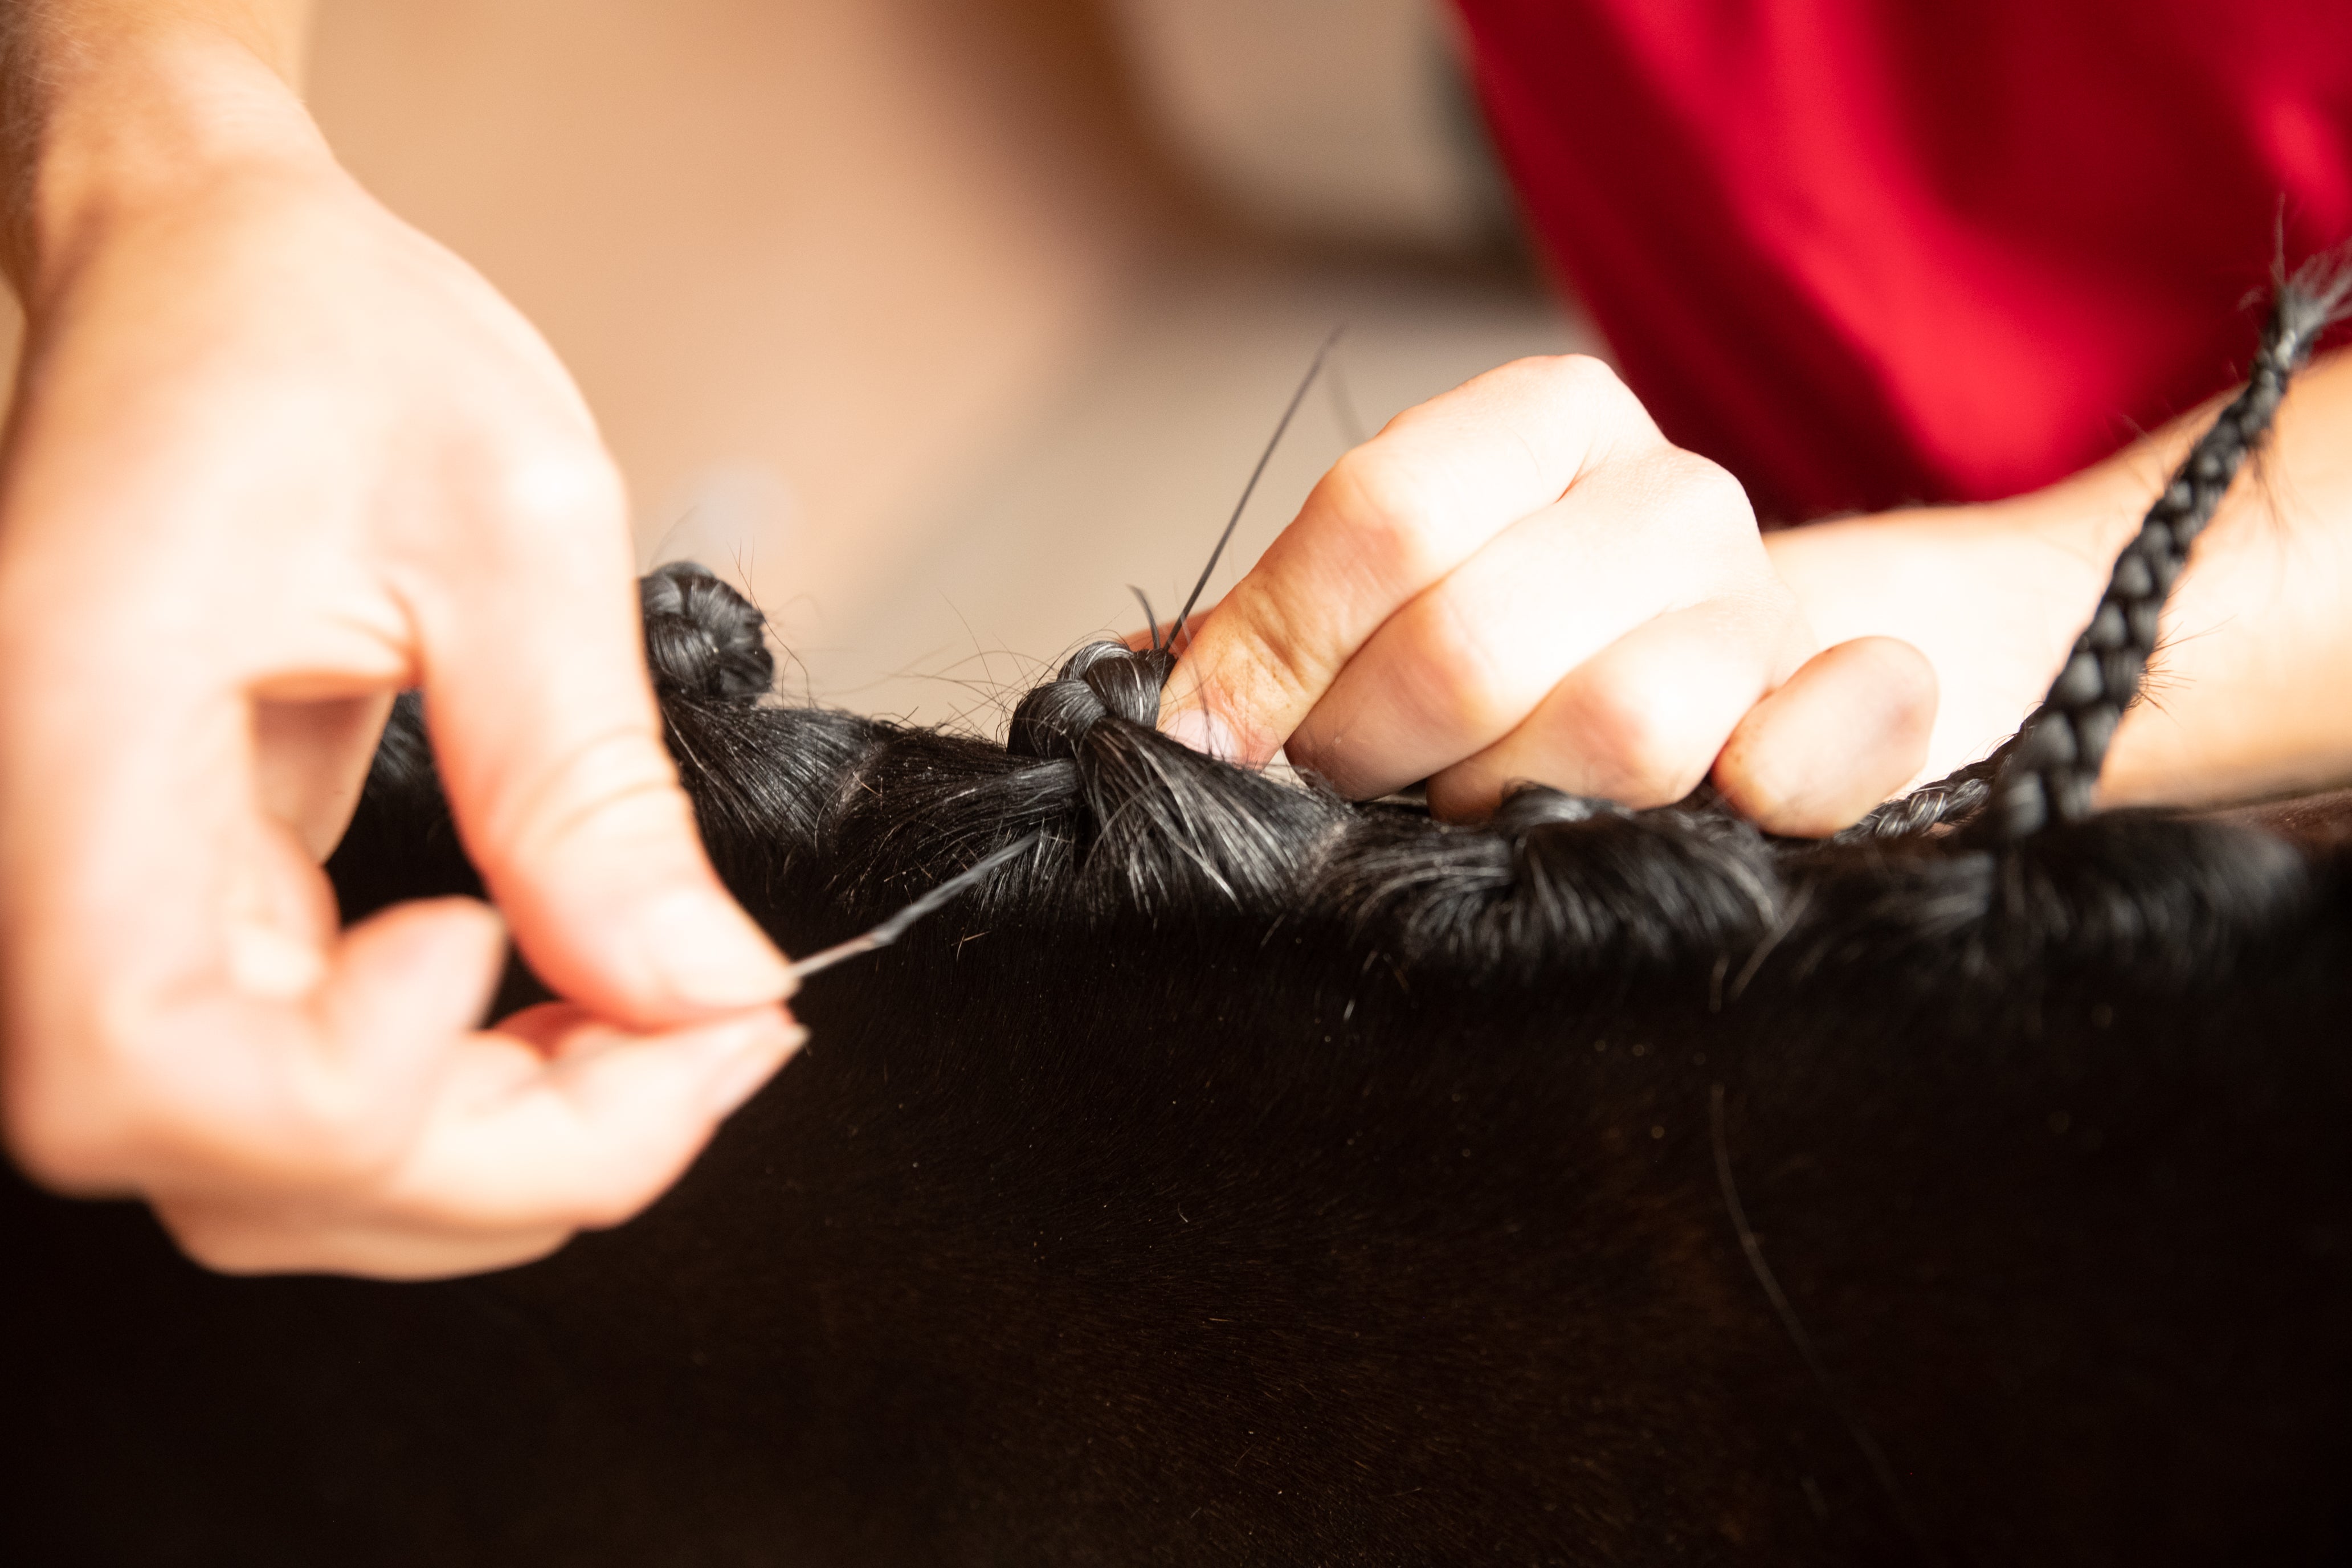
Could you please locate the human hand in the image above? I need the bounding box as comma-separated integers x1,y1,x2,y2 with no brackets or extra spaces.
0,46,796,1278
1157,356,1936,832
1762,503,2113,794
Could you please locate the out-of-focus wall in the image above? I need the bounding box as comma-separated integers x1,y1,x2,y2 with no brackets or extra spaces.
305,0,1179,629
1109,0,1506,251
808,1,1594,725
0,1,1586,719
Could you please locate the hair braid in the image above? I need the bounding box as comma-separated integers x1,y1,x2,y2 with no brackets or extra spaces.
1835,747,2006,842
1845,262,2350,844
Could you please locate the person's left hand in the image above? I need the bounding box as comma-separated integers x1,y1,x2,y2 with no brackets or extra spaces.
1155,356,1937,834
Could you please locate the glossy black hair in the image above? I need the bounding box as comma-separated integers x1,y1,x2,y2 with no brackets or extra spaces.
5,279,2351,1566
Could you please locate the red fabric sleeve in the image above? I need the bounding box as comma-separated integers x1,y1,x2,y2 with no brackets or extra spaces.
1451,0,2352,520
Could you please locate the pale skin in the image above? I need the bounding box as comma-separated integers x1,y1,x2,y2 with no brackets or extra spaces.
5,2,2350,1281
0,2,799,1279
1162,349,2352,828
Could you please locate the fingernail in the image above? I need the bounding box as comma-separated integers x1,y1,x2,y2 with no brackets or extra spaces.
642,888,794,1010
1160,704,1236,761
701,1016,807,1117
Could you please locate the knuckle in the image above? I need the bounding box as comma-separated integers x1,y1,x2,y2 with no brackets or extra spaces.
1322,445,1452,569
1652,450,1757,529
1399,355,1632,460
1393,595,1513,733
481,442,627,545
495,724,690,867
1224,613,1316,713
1207,576,1343,722
1464,352,1624,409
1568,674,1710,807
1493,353,1635,435
1528,352,1628,405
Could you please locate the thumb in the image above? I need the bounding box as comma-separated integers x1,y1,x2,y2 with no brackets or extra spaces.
1711,636,1938,836
414,475,790,1029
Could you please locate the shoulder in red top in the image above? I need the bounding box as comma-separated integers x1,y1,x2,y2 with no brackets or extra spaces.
1451,0,2352,520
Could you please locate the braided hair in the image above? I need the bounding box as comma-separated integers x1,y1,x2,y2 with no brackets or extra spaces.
1847,259,2352,843
7,277,2351,1566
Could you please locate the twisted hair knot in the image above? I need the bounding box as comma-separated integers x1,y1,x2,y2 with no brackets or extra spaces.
640,561,774,705
1007,642,1168,762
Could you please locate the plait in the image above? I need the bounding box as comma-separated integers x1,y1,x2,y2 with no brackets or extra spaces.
1841,262,2351,844
1976,266,2349,839
1006,641,1169,762
640,561,774,705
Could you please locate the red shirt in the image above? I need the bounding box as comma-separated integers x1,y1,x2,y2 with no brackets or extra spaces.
1451,0,2352,520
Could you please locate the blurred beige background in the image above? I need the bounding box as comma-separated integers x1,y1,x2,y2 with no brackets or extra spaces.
11,0,1599,729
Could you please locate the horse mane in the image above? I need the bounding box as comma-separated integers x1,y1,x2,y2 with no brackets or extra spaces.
6,275,2351,1565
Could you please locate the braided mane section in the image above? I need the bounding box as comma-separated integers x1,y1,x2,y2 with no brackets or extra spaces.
1838,749,2004,842
1847,261,2350,844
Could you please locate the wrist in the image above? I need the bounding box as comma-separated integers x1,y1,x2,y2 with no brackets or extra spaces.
13,25,334,303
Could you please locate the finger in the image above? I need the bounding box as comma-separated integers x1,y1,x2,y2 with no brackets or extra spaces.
6,862,505,1200
1712,636,1938,836
152,1196,574,1280
1120,597,1223,656
173,896,508,1192
155,1003,804,1279
1161,356,1654,764
254,689,398,860
1427,598,1802,820
1287,449,1767,798
382,1003,802,1229
0,549,526,1205
312,896,513,1140
411,453,791,1028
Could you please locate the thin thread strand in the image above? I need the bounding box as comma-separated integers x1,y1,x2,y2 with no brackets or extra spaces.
1169,327,1345,650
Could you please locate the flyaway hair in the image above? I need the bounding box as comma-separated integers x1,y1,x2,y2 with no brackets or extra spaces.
5,276,2351,1565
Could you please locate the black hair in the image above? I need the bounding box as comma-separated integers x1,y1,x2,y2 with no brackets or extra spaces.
5,281,2351,1566
1847,258,2352,844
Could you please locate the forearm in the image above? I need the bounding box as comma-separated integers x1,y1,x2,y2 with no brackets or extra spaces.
2097,344,2352,805
1,0,318,291
1769,345,2352,807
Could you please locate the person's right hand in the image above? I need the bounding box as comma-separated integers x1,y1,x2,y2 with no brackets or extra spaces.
0,47,798,1279
1157,355,1938,834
